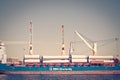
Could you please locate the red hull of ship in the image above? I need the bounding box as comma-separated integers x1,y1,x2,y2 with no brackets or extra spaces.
2,71,120,75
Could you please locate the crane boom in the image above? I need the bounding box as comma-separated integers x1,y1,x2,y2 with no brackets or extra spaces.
75,31,93,50
75,31,97,56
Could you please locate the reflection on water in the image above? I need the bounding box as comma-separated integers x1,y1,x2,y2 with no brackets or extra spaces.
0,74,120,80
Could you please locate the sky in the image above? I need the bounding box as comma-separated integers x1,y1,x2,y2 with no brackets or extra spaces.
0,0,120,60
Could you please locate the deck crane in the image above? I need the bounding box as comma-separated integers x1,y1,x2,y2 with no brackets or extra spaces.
29,21,33,55
61,25,65,56
2,21,34,55
75,31,97,56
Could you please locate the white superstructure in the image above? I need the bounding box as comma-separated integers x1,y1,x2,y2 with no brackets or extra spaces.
0,41,7,64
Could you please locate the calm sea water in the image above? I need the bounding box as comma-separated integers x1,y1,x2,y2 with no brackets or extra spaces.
0,74,120,80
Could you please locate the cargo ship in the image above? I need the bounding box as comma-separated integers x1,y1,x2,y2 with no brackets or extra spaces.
0,54,120,74
0,22,120,74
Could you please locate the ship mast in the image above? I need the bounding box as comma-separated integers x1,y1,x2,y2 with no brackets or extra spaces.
29,21,33,55
61,25,65,56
